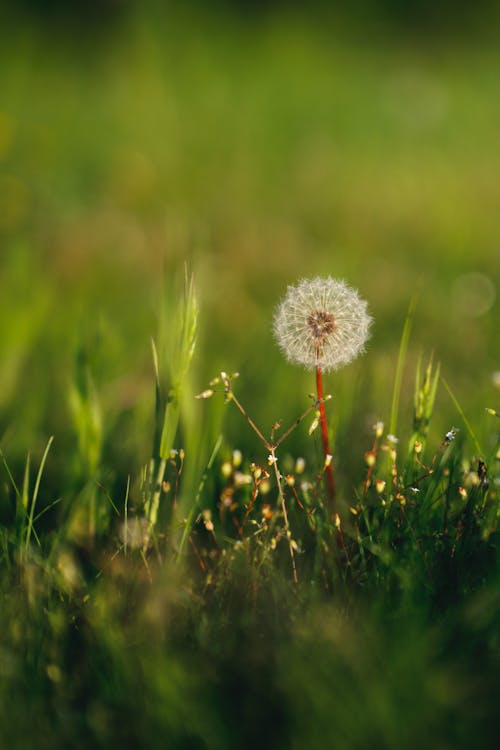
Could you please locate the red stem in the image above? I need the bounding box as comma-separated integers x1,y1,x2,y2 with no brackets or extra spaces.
316,366,335,508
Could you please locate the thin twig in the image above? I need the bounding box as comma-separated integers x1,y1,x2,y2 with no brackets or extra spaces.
274,402,317,449
269,447,298,584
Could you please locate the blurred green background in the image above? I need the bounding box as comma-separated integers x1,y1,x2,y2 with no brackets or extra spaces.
0,0,499,472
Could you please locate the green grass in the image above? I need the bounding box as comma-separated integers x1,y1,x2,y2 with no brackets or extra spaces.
0,266,498,748
0,4,499,748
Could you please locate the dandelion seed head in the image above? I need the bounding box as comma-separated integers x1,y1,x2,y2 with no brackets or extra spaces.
273,277,372,372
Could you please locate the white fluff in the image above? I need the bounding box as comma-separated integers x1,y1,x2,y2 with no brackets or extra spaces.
273,277,372,372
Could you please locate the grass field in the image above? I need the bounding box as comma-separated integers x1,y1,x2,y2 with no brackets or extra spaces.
0,3,499,748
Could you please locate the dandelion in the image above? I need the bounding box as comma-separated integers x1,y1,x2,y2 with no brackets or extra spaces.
274,277,372,508
273,277,372,372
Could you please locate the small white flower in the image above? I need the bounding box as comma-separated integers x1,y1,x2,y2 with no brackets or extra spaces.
386,434,399,445
273,277,372,372
267,454,278,465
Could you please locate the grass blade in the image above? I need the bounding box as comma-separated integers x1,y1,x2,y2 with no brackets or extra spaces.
441,377,483,456
389,295,417,438
25,436,54,553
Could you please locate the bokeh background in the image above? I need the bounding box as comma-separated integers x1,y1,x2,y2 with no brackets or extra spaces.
0,0,499,475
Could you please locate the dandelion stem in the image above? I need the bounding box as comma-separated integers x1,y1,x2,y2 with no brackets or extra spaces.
315,367,335,507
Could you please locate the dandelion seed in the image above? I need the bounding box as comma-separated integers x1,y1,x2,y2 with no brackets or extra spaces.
273,277,372,372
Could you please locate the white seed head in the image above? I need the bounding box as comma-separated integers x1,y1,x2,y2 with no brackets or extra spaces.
273,277,372,372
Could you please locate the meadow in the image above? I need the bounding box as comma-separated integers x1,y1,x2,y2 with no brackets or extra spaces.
0,3,499,748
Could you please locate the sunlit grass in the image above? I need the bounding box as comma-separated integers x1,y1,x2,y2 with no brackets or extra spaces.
0,5,499,748
0,264,498,747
